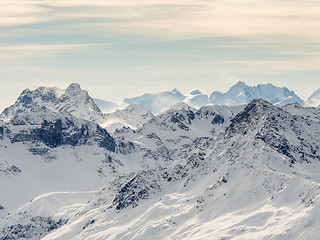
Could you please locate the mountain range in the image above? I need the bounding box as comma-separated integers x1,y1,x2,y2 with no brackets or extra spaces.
1,83,103,123
0,82,320,239
95,81,318,114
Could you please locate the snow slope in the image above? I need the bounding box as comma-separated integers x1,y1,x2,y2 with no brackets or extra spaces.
0,106,119,216
6,99,318,240
101,104,153,133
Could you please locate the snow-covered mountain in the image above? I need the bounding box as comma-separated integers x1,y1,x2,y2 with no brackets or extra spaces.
0,83,103,123
118,82,305,114
183,89,209,108
282,102,320,122
0,106,119,215
209,81,304,107
1,83,320,240
123,89,186,114
306,88,320,107
48,100,320,239
5,106,115,152
129,102,243,158
101,104,154,133
2,99,319,239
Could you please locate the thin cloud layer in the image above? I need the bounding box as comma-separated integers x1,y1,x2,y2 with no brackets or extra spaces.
1,0,320,40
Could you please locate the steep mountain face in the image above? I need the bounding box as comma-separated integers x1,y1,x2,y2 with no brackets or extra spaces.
101,104,154,133
112,102,243,165
307,88,320,107
0,83,103,123
4,99,319,239
4,106,115,153
209,81,304,107
58,83,103,122
226,99,320,163
123,89,186,114
0,106,121,216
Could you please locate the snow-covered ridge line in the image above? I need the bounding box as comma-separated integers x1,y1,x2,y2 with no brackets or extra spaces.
0,83,103,123
99,81,317,115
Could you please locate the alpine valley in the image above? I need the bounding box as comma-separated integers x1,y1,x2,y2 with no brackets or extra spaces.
0,82,320,240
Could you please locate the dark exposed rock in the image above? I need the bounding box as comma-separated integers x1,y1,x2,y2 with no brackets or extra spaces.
0,165,22,176
225,99,320,163
6,107,115,152
0,216,67,240
226,99,275,138
7,165,21,175
109,166,190,211
0,126,3,140
0,83,103,123
116,141,135,154
112,171,162,210
170,112,193,131
211,114,224,124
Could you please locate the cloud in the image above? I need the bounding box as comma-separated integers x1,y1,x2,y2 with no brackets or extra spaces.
217,57,320,73
1,0,320,41
0,43,114,59
0,1,50,26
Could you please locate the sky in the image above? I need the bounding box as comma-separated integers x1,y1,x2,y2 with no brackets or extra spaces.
0,0,319,111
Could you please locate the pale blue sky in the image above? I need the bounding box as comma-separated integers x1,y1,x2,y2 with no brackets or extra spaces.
0,0,319,111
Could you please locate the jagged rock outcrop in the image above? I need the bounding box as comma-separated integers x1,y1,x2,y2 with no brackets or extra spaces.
225,99,320,163
0,83,103,122
3,106,115,152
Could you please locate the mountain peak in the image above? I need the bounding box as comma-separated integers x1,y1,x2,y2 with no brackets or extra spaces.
171,88,181,95
226,98,279,138
20,88,31,95
189,89,203,95
233,80,247,88
169,101,194,112
0,83,103,123
246,98,275,111
227,81,249,94
124,89,186,114
64,83,83,95
209,82,303,107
